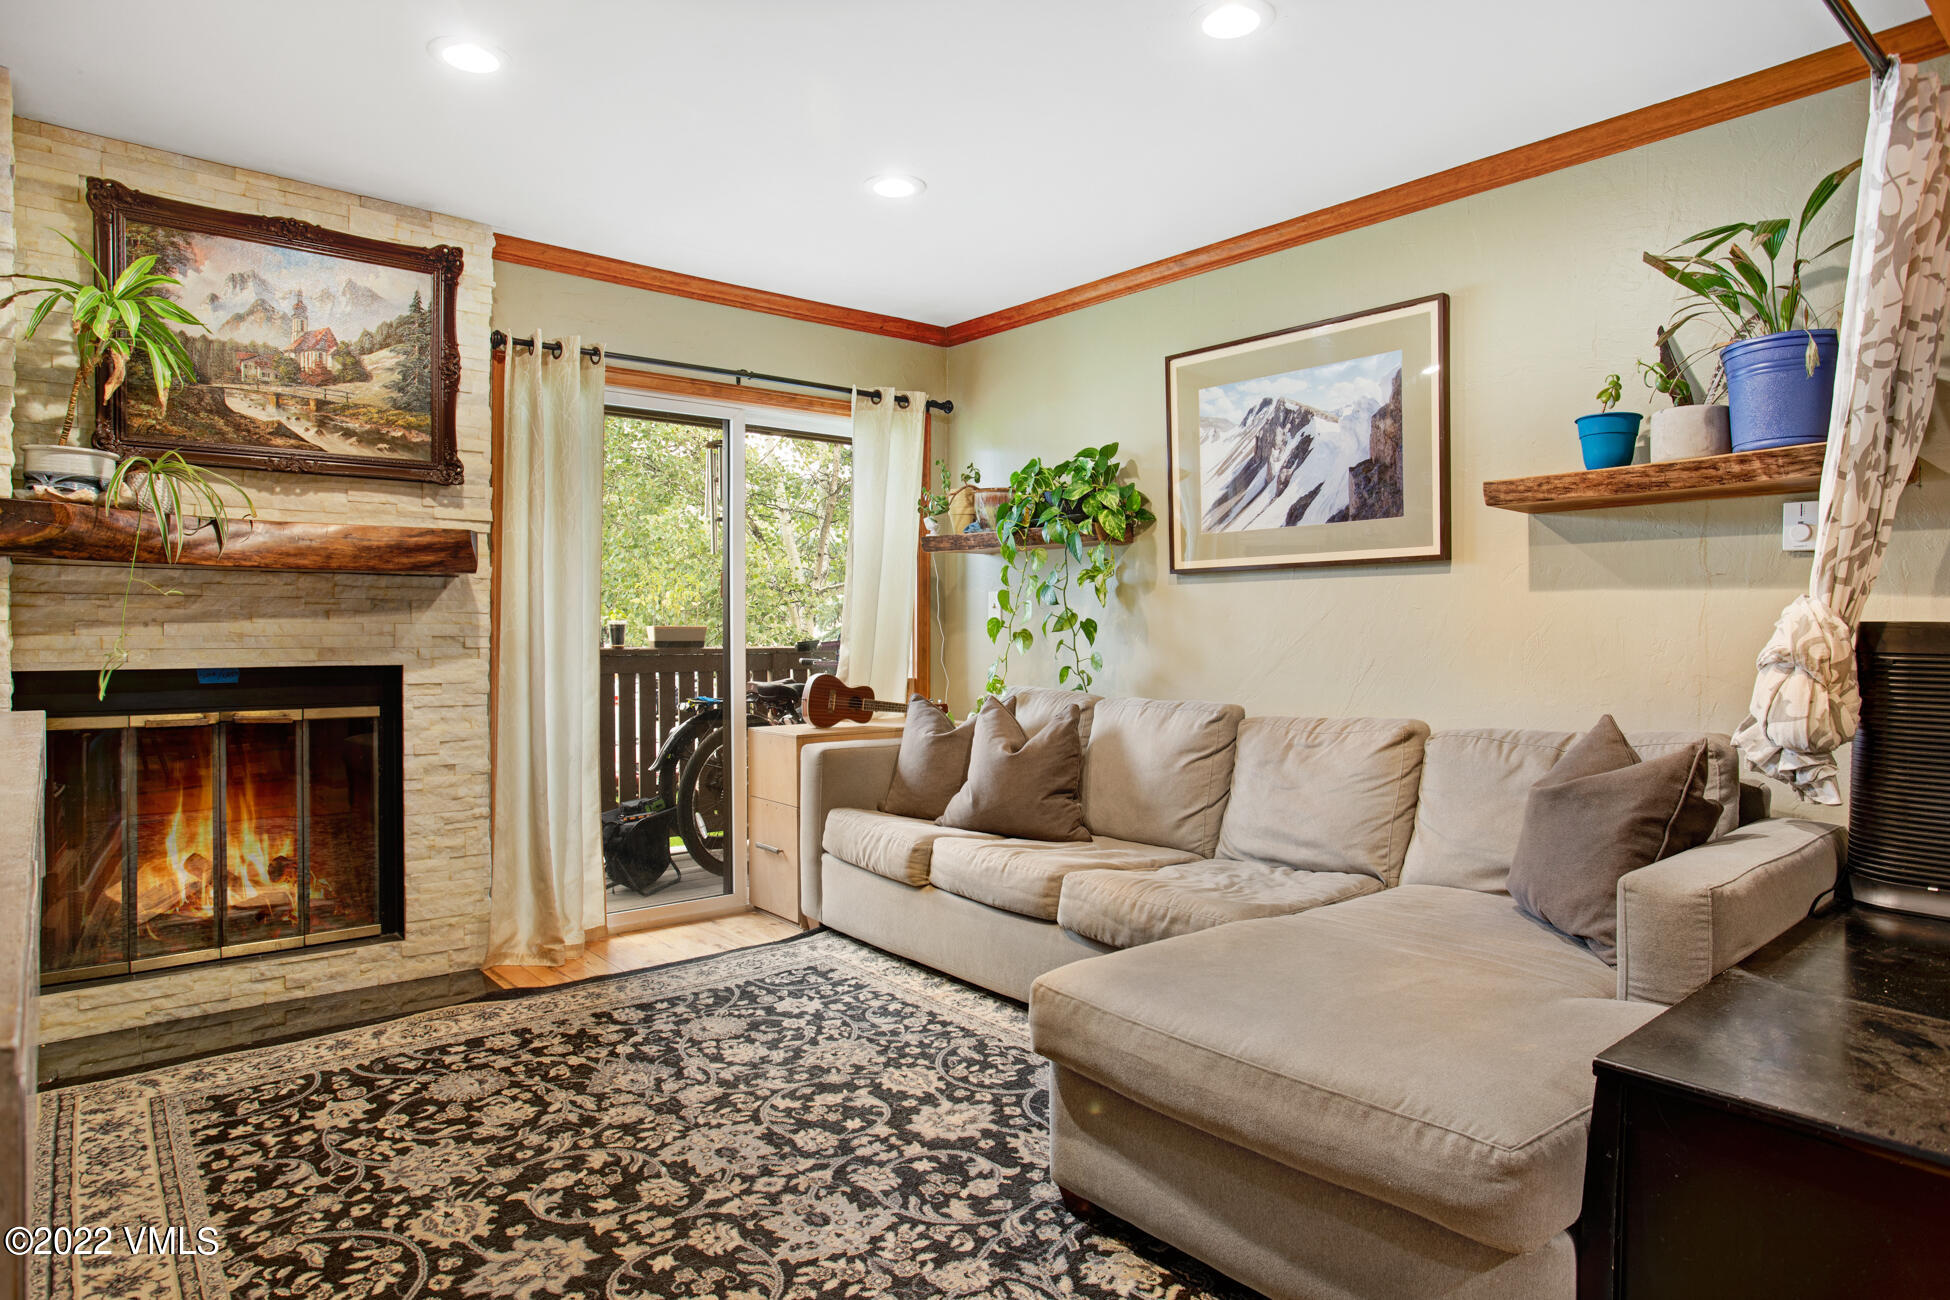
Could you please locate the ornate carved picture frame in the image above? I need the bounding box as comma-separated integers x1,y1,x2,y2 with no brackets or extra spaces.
88,179,464,484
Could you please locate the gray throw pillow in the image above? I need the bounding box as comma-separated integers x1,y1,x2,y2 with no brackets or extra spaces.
879,698,977,820
1507,715,1722,965
937,695,1091,842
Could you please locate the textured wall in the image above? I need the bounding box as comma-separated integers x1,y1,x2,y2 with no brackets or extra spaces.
938,67,1950,823
9,118,496,1040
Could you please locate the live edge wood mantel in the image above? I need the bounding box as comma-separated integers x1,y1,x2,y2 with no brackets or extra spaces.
0,499,478,576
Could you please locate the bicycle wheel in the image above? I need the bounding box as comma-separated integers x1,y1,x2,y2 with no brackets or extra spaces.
676,730,729,878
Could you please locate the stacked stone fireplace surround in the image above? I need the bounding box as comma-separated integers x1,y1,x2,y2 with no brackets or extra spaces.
3,104,496,1043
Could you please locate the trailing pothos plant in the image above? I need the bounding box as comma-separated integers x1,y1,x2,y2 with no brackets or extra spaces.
98,450,254,698
983,443,1154,696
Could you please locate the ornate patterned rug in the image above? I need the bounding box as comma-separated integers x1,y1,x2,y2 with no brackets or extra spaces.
36,931,1251,1299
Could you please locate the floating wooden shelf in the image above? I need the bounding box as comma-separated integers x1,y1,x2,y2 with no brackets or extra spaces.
0,499,478,575
921,521,1151,554
1482,443,1828,514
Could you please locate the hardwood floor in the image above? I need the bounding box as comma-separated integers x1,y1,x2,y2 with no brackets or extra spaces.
484,910,803,990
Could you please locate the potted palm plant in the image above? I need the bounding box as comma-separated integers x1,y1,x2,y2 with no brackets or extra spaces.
1644,161,1858,452
1,233,205,495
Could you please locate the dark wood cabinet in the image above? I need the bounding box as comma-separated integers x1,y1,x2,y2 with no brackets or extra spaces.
1579,908,1950,1300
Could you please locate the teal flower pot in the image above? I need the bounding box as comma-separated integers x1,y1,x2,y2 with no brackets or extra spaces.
1575,412,1642,469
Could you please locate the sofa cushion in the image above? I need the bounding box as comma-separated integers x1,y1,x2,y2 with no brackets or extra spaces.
1217,716,1429,884
1401,727,1739,893
939,696,1091,842
1081,697,1246,856
1057,859,1384,948
1030,885,1661,1254
929,835,1197,920
1507,717,1721,965
1005,686,1102,747
879,699,977,820
823,807,994,887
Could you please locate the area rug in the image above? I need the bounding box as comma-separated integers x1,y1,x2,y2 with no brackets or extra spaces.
36,931,1252,1299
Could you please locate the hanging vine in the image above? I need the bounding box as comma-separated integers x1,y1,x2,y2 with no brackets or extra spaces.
982,443,1153,696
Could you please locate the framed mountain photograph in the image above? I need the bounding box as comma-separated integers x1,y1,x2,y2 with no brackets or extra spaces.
1166,294,1448,572
87,179,464,483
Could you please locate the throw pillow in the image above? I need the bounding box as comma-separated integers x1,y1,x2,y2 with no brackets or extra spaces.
937,695,1091,842
1507,715,1722,964
879,698,977,820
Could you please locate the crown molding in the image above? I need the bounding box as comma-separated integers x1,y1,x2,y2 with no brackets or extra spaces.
491,234,951,346
942,18,1946,345
494,21,1944,351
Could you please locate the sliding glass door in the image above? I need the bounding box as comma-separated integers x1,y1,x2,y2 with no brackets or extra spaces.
598,399,747,922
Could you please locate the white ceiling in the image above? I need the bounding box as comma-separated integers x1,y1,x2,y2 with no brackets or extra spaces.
1,0,1926,326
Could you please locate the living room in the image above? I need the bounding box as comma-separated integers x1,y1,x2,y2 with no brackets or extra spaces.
1,2,1948,1297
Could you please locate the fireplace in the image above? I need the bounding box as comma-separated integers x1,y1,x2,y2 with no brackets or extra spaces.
17,668,404,987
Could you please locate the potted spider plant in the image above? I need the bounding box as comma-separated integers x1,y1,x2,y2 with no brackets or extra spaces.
1,233,205,495
96,449,254,698
1575,373,1641,469
1644,161,1858,452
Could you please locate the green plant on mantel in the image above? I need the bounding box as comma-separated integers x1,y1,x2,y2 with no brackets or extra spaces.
1644,159,1860,374
98,450,254,699
984,443,1153,696
0,235,205,445
1594,372,1624,412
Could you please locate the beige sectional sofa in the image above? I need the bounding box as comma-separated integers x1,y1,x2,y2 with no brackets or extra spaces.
800,689,1842,1300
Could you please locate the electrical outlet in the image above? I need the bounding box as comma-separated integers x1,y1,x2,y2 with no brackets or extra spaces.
1782,500,1818,553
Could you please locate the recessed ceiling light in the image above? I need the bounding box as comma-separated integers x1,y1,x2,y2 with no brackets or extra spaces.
869,174,926,199
429,38,504,75
1197,0,1273,39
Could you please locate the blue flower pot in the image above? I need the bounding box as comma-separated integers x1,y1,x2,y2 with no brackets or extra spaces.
1721,329,1838,452
1575,412,1643,469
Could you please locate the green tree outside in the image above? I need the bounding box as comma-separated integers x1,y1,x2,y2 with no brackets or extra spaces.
602,414,850,650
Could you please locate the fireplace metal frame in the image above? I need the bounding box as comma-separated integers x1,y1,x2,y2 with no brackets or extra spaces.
20,667,405,990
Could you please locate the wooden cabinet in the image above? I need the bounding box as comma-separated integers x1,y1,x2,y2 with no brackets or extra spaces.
1580,909,1950,1300
746,722,903,926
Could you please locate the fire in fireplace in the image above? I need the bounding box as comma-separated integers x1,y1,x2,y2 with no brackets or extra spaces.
18,668,404,987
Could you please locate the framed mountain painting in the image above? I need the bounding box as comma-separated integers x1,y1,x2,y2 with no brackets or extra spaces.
1165,294,1448,572
86,179,464,484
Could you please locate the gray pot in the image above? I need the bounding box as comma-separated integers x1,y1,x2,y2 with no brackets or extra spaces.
21,444,119,496
1648,405,1732,462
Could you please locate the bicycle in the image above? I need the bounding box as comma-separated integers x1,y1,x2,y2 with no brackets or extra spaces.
601,678,804,894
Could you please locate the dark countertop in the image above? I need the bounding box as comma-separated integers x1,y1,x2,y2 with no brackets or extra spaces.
1595,908,1950,1169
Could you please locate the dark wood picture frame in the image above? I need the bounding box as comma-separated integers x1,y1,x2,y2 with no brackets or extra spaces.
87,179,465,484
1164,292,1449,573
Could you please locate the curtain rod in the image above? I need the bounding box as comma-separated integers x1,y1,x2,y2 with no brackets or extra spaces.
1821,0,1891,78
488,330,954,414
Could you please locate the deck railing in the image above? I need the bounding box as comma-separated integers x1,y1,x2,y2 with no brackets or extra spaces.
599,645,811,809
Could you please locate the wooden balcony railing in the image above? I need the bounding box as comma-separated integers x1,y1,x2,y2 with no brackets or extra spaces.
599,645,812,809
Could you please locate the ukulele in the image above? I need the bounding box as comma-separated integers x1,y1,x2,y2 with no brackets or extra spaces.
801,674,944,728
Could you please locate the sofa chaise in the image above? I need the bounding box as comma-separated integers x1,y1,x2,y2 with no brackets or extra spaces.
798,688,1841,1299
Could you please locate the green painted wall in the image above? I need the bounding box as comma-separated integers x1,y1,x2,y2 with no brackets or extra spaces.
938,65,1950,820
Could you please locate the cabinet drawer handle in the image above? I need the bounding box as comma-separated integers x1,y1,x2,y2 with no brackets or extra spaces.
753,841,784,855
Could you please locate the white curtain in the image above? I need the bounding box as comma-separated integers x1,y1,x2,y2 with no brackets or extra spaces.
1734,61,1950,804
489,335,607,965
838,388,927,702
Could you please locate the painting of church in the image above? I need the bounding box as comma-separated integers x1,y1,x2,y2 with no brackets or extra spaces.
282,291,338,380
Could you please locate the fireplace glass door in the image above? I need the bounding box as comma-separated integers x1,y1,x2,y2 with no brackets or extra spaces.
40,705,388,985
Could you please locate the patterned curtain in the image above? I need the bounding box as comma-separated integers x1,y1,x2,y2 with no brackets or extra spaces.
1734,61,1950,804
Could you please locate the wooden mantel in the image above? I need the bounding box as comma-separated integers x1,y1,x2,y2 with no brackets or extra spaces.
0,499,478,576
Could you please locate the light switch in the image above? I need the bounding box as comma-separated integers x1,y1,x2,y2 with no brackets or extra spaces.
1782,500,1818,553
